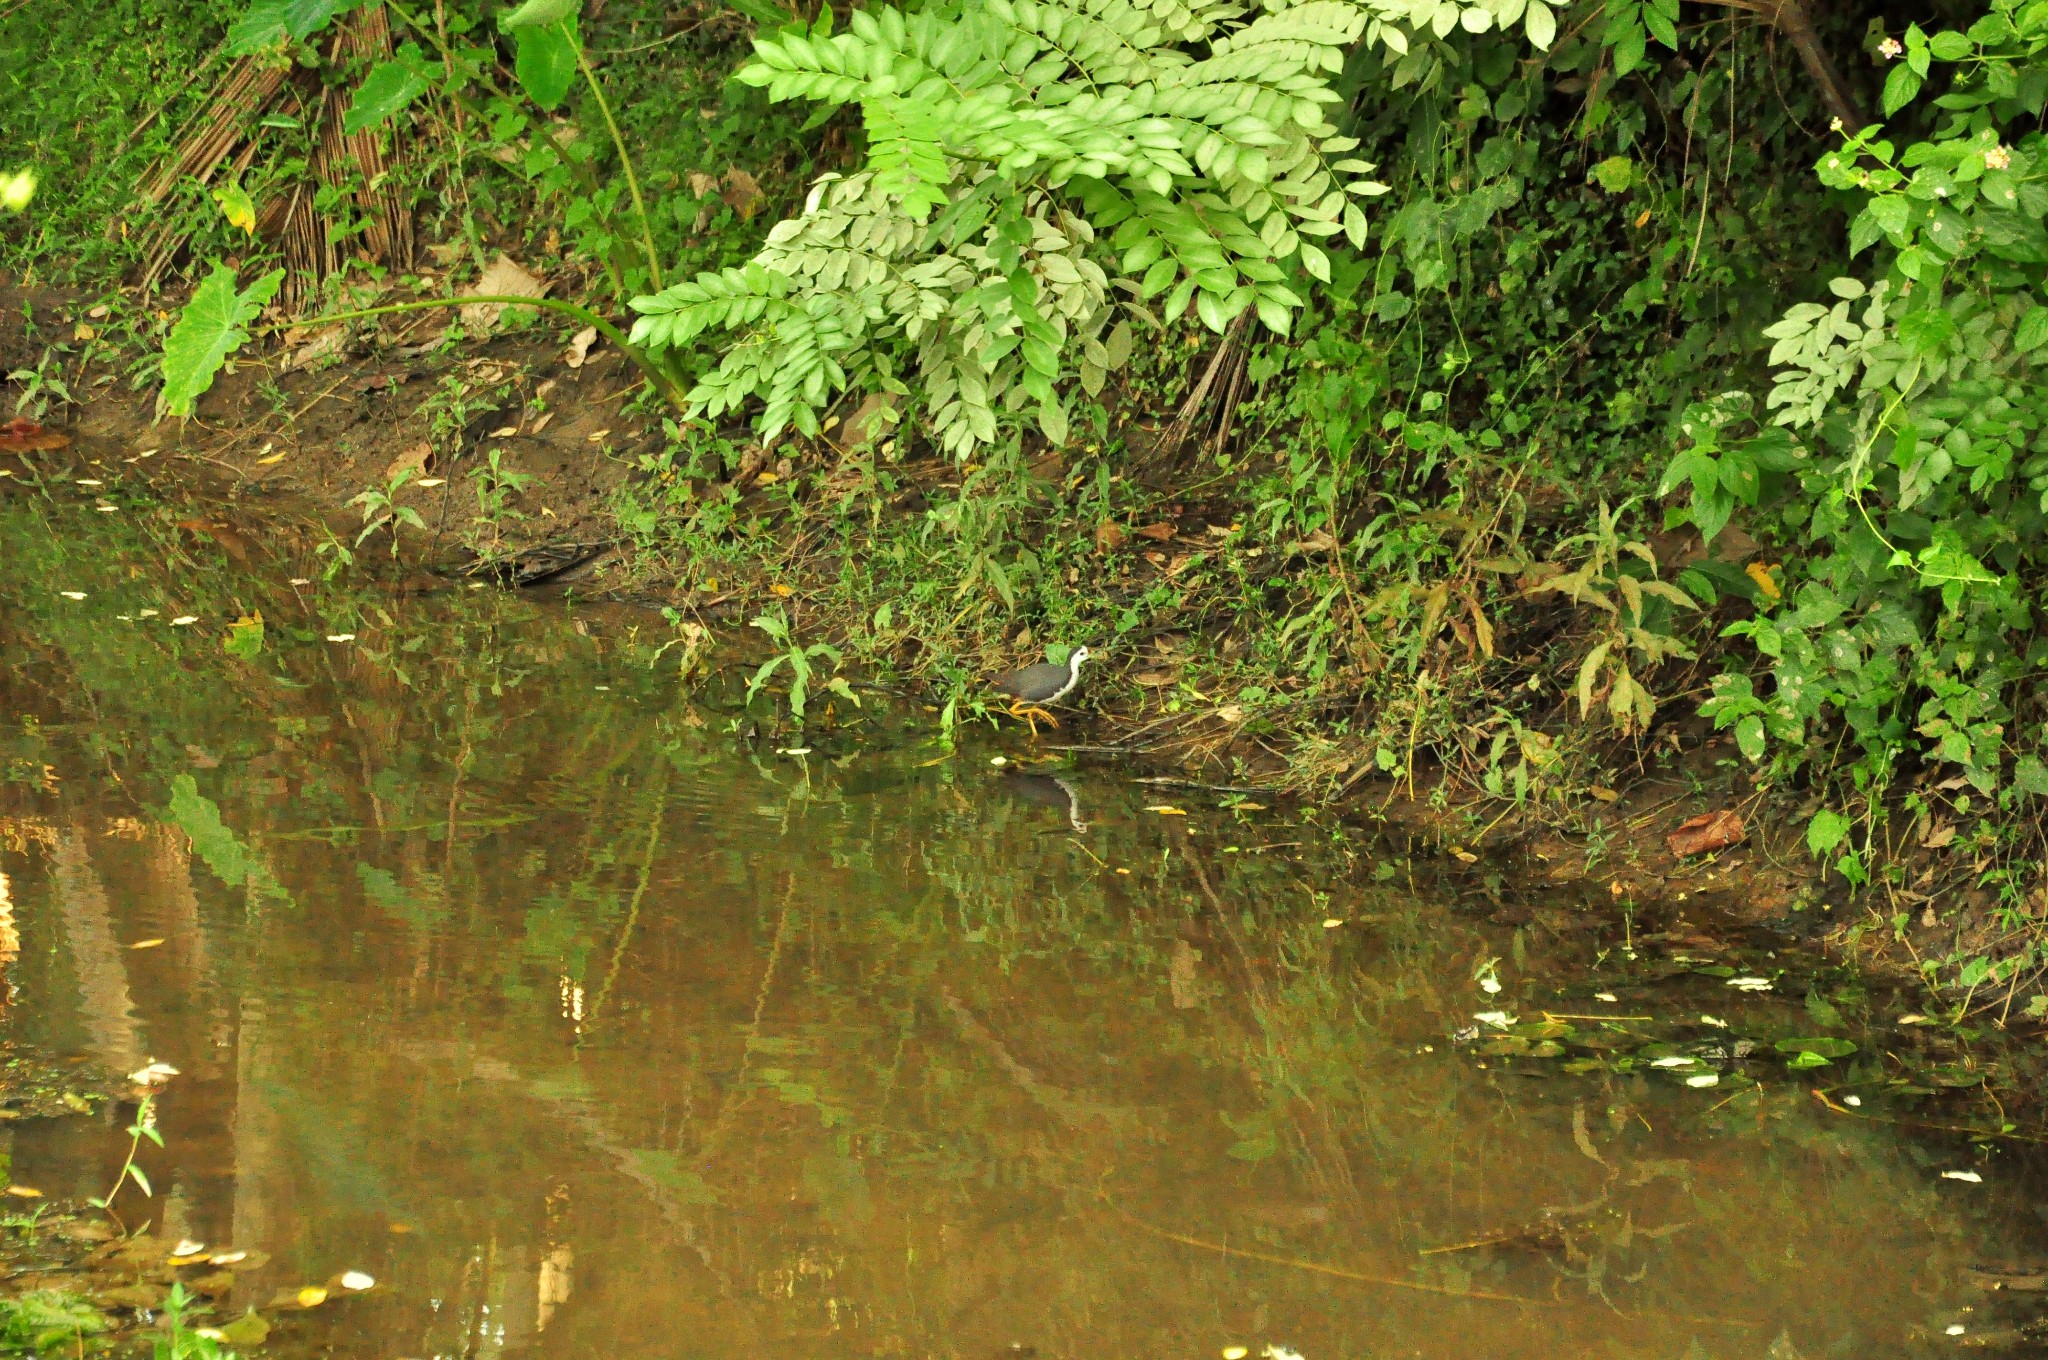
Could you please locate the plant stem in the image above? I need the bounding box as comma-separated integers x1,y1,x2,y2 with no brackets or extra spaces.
92,1095,153,1219
566,21,665,292
287,295,686,411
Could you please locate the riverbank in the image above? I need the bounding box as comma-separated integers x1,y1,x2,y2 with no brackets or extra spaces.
3,275,1993,1030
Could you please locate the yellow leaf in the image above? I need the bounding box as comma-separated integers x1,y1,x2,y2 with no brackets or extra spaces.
1145,805,1188,815
296,1286,328,1308
4,1186,42,1198
129,938,165,949
1745,561,1781,600
768,583,793,596
214,182,258,237
255,451,287,466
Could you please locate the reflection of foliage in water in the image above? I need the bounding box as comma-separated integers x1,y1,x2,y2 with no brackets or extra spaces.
0,492,2039,1356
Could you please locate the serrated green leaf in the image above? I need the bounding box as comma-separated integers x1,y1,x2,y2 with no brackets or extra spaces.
2015,305,2048,352
1806,807,1853,857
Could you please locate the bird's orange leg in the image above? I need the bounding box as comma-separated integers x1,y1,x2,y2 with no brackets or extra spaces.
1014,704,1059,733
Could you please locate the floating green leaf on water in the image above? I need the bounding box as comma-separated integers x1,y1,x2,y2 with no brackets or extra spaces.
1775,1037,1857,1064
215,1308,270,1347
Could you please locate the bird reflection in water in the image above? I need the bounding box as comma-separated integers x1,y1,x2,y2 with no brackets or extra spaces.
999,771,1089,834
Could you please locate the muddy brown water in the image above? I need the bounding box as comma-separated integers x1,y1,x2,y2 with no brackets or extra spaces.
1,488,2047,1358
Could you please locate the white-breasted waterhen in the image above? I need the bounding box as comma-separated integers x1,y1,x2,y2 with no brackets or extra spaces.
988,646,1092,736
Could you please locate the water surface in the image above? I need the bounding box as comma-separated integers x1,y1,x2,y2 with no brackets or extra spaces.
0,493,2042,1358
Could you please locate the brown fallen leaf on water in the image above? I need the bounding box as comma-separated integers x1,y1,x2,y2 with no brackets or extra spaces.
1135,521,1177,542
1667,809,1746,857
0,418,70,451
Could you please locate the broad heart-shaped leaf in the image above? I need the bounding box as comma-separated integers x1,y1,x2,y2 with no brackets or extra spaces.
513,20,579,110
344,53,432,135
500,0,581,27
227,0,361,55
161,264,284,418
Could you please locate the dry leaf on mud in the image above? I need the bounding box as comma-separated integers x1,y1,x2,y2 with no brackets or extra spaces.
1666,809,1745,857
0,417,69,451
1133,669,1176,687
1135,521,1177,542
460,254,546,333
385,441,432,484
564,326,599,368
1094,520,1127,552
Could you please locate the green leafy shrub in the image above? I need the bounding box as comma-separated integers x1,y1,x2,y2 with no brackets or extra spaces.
1663,0,2048,878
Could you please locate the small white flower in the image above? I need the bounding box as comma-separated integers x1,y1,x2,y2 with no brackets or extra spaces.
1878,35,1904,59
1985,144,2012,171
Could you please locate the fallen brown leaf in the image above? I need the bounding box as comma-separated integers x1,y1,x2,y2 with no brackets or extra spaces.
385,441,432,484
564,326,600,368
1094,521,1127,552
1920,820,1957,849
0,417,69,452
1666,809,1746,858
1133,669,1176,687
1135,521,1177,542
459,254,546,334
